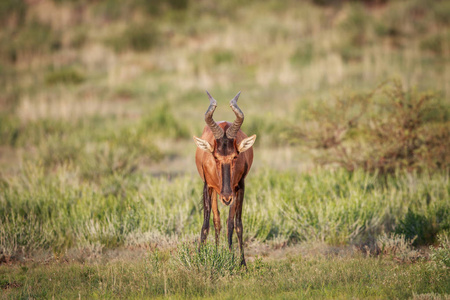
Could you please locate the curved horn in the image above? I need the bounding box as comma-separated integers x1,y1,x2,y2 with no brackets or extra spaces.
226,91,244,139
205,91,224,139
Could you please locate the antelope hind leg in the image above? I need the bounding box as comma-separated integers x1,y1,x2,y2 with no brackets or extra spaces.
200,182,212,247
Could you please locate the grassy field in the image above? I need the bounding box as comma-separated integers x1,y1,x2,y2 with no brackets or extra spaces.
1,0,449,298
2,243,449,299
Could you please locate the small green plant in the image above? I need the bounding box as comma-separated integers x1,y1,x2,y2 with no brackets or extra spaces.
420,33,449,56
0,20,61,63
69,29,88,49
134,0,190,16
432,0,450,26
176,243,241,278
37,135,83,167
0,113,20,146
0,0,26,26
106,23,160,53
139,103,189,139
212,49,235,65
290,42,314,66
337,3,372,62
395,210,437,246
429,231,450,270
45,68,85,85
376,233,421,263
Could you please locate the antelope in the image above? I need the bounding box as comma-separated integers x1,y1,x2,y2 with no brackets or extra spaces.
193,91,256,266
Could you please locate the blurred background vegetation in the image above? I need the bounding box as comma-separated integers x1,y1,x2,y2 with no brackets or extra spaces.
0,0,449,260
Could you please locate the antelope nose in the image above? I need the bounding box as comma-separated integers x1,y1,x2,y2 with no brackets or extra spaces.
222,193,233,206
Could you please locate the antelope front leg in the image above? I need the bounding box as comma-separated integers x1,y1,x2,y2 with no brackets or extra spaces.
200,183,212,247
235,180,246,266
227,201,236,251
211,191,221,247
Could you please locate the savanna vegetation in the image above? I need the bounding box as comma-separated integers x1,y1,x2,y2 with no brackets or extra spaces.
0,0,449,298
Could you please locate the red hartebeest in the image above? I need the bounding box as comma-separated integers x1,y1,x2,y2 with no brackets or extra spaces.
193,91,256,266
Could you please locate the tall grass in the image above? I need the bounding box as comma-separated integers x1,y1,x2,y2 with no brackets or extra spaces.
1,165,448,259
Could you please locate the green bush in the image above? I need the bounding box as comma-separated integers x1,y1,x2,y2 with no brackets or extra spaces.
92,0,131,21
14,119,75,147
176,243,241,278
78,139,161,181
69,29,88,49
290,42,314,66
212,49,235,65
337,3,372,62
290,80,450,174
137,0,189,15
0,113,20,146
0,0,26,26
420,33,449,56
45,68,85,85
429,231,450,270
37,135,83,168
0,20,61,63
395,210,437,246
106,23,160,53
139,103,189,139
376,233,421,263
244,114,286,146
432,0,450,25
15,21,60,53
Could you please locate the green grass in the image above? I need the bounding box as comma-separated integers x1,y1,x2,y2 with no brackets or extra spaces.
1,166,448,259
1,243,449,299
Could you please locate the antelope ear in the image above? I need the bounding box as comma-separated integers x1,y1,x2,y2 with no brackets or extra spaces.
237,135,256,153
193,136,214,153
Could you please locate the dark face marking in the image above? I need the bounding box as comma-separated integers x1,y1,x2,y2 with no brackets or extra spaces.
221,164,232,196
216,137,236,156
213,136,238,205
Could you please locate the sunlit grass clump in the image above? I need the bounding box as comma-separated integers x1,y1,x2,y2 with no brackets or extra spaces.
176,243,241,277
1,165,448,261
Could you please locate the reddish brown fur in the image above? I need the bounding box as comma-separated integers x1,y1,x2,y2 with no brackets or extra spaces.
195,121,253,204
195,120,254,266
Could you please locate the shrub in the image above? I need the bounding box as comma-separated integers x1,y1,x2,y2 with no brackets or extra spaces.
106,23,160,53
212,49,235,65
176,243,241,278
337,3,372,62
45,68,85,85
290,80,450,174
0,113,20,146
92,0,131,21
429,231,450,270
0,0,26,27
432,0,450,26
0,20,61,63
420,33,449,56
11,21,60,60
395,210,437,246
78,138,161,181
139,103,189,139
137,0,189,15
69,29,88,49
376,233,421,263
290,42,314,66
37,135,83,168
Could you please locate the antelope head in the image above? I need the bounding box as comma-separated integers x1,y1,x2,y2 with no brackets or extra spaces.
193,91,256,205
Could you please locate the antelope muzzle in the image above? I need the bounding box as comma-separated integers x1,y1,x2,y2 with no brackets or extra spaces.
220,163,233,205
